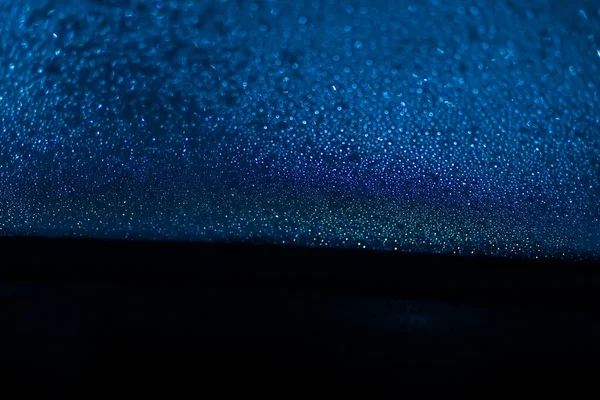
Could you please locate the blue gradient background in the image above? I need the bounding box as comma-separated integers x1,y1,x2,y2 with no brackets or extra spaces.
0,0,599,259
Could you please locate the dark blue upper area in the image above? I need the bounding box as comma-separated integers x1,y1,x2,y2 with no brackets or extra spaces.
0,0,599,259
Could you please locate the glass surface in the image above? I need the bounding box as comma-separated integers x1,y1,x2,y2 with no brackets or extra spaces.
1,0,599,259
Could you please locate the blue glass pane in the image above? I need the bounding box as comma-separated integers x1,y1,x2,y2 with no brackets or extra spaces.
1,0,599,259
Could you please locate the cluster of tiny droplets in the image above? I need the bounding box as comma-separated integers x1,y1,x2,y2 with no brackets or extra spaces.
0,0,599,259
